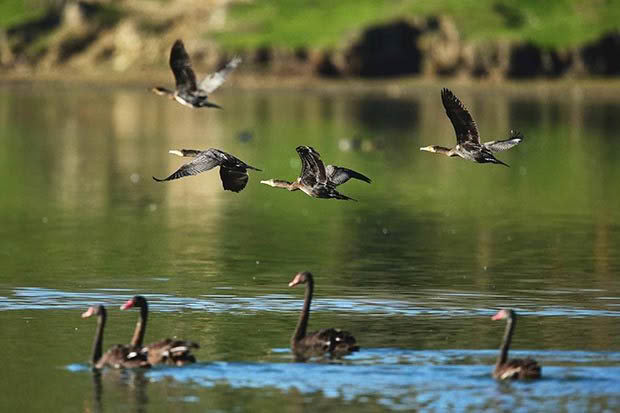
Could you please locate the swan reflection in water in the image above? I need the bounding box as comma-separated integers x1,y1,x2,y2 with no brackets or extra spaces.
88,369,149,413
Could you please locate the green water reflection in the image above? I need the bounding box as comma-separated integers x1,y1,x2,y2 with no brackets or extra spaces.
0,82,619,412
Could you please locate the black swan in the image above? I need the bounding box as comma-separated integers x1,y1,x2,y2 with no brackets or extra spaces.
121,296,199,366
420,88,523,166
492,309,541,380
288,271,359,361
152,39,241,109
261,146,371,201
81,305,150,369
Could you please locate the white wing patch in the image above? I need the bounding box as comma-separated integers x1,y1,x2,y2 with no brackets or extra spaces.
499,367,522,379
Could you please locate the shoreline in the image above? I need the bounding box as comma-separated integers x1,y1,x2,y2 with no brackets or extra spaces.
4,71,620,101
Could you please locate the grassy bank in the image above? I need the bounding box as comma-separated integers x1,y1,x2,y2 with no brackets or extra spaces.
2,0,620,80
3,0,619,50
0,0,48,28
214,0,620,50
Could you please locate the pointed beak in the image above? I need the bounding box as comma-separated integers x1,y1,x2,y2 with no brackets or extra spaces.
151,87,169,96
120,299,134,310
206,101,223,110
491,311,504,320
81,307,95,318
419,146,434,152
288,280,299,287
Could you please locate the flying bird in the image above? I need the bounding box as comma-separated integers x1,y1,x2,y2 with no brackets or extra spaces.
261,146,371,201
152,39,241,109
153,148,261,192
420,88,524,167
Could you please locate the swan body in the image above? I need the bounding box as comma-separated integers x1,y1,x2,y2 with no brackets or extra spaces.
121,296,199,366
81,305,150,369
289,271,359,361
492,309,541,380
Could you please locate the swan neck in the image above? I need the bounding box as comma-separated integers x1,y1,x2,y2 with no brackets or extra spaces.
497,315,515,366
92,308,106,365
292,277,313,344
130,302,148,348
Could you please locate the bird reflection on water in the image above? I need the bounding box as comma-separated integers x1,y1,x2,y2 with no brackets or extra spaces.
89,369,150,413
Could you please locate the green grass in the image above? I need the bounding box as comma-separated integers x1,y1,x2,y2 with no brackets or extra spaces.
3,0,619,52
0,0,122,29
213,0,620,50
213,0,411,49
0,0,50,28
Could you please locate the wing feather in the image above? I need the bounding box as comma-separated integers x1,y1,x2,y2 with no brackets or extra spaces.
326,165,372,186
441,88,480,144
484,131,524,152
169,40,197,92
199,56,242,94
296,146,327,187
153,149,221,182
219,168,249,192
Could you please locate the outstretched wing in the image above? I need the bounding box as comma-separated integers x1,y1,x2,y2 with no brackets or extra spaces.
153,149,221,182
199,56,242,94
219,168,249,192
309,184,357,201
296,146,327,187
484,131,524,152
207,148,261,171
441,88,480,145
459,142,510,167
326,165,372,186
169,40,197,92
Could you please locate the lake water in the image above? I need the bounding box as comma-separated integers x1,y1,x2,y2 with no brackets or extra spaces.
1,81,619,412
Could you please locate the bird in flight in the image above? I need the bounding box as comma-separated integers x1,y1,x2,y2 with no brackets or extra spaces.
420,88,524,167
261,146,371,201
152,39,241,109
153,148,261,193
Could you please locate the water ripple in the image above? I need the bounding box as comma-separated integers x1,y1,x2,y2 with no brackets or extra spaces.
2,287,620,318
67,355,620,412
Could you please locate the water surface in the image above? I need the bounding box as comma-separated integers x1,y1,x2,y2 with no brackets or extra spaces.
0,82,619,412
